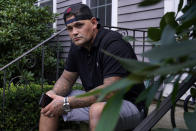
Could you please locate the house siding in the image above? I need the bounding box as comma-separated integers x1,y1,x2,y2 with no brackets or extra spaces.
118,0,164,30
56,0,82,59
116,0,164,61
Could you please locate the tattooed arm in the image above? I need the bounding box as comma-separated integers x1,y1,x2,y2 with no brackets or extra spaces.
41,71,121,116
47,69,78,96
41,69,78,116
68,76,121,109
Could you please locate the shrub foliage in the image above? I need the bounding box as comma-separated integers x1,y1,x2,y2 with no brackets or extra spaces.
0,0,59,85
0,83,83,131
0,83,53,131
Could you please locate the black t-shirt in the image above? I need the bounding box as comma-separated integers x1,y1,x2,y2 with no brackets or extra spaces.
65,27,145,109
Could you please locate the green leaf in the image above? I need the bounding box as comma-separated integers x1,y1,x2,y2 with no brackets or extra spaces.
103,47,196,79
152,128,188,131
171,75,181,104
123,36,135,42
97,78,138,102
160,15,167,31
164,75,176,83
152,128,173,131
146,77,163,107
190,88,196,98
178,3,196,23
177,17,196,33
160,25,176,45
95,88,127,131
177,0,184,13
135,85,150,104
77,78,139,103
139,0,162,7
181,5,190,13
177,3,196,31
148,27,161,41
184,111,196,131
102,50,160,75
144,39,196,61
162,12,178,29
152,59,196,76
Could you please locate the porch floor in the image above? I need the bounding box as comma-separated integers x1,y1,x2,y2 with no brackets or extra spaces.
150,103,188,130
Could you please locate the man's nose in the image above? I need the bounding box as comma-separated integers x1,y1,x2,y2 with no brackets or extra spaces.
72,28,79,36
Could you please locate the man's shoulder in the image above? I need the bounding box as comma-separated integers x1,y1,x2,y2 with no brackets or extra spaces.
102,28,122,41
99,28,123,49
100,29,130,50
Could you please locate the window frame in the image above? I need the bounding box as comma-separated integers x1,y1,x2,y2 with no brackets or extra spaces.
82,0,118,27
36,0,57,29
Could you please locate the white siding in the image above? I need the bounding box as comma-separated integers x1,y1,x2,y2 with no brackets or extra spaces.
56,0,82,59
118,0,164,30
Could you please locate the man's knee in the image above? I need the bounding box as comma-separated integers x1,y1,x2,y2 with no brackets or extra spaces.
39,113,59,131
89,102,105,119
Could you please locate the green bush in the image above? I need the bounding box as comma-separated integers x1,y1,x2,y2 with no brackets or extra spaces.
0,0,55,60
0,83,53,131
0,0,61,86
0,83,83,131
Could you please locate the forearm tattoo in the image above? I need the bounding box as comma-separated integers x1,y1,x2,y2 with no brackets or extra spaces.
53,99,64,115
71,95,97,108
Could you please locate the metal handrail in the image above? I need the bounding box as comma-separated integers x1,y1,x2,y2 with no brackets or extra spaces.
0,27,66,72
0,26,146,72
103,26,146,32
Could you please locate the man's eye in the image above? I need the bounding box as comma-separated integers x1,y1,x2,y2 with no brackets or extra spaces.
75,23,84,28
67,27,73,31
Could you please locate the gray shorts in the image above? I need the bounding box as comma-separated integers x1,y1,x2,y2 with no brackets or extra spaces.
62,90,144,130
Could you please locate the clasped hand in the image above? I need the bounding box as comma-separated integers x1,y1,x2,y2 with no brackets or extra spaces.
41,93,64,117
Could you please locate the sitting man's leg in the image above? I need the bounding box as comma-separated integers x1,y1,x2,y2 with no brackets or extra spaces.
39,90,88,131
89,102,105,131
39,113,59,131
39,90,144,131
89,100,144,131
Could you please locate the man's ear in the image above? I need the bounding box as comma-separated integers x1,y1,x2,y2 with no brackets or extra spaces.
91,17,98,28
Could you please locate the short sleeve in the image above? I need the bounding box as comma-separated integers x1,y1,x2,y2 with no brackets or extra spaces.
64,44,78,72
102,39,137,78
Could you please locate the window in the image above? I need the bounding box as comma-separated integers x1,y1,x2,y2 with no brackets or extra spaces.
86,0,112,26
35,0,53,10
35,0,57,29
39,0,53,12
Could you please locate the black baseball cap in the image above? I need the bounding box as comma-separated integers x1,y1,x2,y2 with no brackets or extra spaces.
63,4,93,25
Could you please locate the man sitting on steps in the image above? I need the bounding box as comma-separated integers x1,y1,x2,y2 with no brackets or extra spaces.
39,3,146,131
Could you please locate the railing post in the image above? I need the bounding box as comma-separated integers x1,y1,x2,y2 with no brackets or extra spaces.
125,29,129,37
133,30,135,51
142,31,145,62
2,70,6,130
41,45,45,92
56,34,60,81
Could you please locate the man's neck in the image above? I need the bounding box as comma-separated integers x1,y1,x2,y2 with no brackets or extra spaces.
84,29,98,51
84,42,92,51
